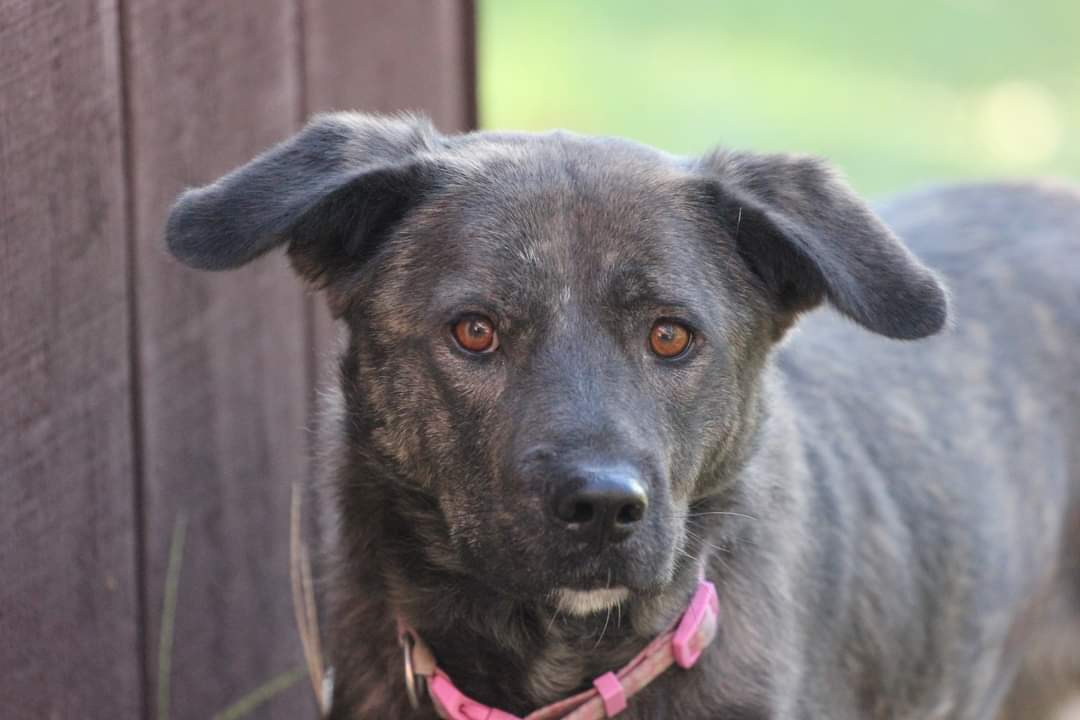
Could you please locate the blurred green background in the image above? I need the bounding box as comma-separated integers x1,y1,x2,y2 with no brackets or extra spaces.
478,0,1079,195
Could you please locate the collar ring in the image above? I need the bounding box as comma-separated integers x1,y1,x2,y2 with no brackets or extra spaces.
400,631,427,709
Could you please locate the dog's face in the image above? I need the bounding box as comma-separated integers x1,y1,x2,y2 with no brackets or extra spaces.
344,138,766,602
166,114,946,610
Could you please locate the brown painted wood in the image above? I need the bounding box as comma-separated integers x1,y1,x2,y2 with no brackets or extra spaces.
300,0,478,370
302,0,473,127
122,1,313,717
2,1,474,716
0,1,141,718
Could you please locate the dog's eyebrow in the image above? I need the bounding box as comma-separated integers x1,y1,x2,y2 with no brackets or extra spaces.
625,297,708,330
426,275,536,329
606,267,695,310
428,285,500,318
598,266,717,336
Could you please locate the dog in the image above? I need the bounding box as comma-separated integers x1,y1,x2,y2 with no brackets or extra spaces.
165,113,1080,719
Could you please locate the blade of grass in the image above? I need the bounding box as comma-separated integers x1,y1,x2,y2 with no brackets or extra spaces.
211,665,308,720
291,483,327,714
157,512,187,720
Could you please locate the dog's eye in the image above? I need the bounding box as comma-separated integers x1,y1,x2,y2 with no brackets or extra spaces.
649,320,693,359
452,315,499,354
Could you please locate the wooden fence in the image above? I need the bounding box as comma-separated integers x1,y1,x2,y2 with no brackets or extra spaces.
0,1,475,718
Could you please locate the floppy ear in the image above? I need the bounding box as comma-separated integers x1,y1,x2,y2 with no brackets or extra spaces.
165,112,437,309
695,150,948,340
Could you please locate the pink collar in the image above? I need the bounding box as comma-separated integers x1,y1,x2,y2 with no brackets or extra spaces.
397,580,719,720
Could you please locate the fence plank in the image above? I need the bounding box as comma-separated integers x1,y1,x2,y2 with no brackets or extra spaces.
0,1,141,718
302,0,474,127
300,0,477,371
122,1,312,717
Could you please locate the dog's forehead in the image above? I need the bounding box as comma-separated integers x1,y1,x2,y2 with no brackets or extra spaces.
432,134,709,282
448,131,688,225
370,132,730,329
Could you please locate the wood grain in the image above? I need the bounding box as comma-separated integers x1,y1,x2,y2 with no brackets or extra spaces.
0,2,475,716
122,1,312,717
0,1,141,717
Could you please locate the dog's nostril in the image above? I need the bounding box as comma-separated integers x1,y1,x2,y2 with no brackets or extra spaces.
555,495,598,525
616,500,644,525
569,501,594,524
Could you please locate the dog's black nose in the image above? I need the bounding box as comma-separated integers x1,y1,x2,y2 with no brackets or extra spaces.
551,465,648,544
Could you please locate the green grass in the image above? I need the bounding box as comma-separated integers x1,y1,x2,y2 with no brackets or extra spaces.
211,666,308,720
478,0,1079,195
157,514,187,720
155,512,308,720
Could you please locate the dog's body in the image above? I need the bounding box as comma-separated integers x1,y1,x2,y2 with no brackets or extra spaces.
765,184,1080,720
166,115,1080,719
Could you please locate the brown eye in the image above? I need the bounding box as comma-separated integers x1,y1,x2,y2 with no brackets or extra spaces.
452,315,499,354
649,320,693,359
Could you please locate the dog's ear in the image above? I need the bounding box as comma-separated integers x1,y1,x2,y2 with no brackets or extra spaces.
165,112,438,312
694,151,948,340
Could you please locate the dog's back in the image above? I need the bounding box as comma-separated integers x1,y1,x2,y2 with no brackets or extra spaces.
777,182,1080,718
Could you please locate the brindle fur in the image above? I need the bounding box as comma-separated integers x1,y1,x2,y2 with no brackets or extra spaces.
166,113,1080,719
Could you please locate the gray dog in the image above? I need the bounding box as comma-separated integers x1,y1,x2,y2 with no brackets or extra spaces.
166,113,1080,719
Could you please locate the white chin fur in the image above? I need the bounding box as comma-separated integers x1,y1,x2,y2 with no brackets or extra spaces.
553,587,630,616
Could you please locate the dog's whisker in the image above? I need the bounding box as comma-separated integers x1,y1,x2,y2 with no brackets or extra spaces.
683,518,761,548
684,527,740,557
679,511,759,522
545,593,565,635
674,545,698,561
593,604,613,650
584,570,616,649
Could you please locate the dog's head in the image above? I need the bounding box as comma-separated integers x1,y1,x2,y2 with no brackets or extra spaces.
167,113,946,612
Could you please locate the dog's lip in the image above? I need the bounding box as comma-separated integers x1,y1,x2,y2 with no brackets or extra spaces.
550,586,630,616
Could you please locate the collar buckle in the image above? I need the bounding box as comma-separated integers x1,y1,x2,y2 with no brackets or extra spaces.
671,580,719,669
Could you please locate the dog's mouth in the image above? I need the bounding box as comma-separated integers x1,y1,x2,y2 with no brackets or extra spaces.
455,540,675,606
550,587,630,617
445,484,681,604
